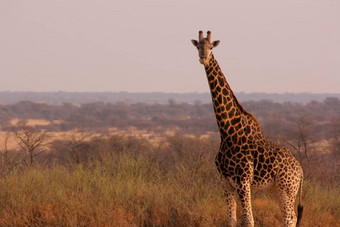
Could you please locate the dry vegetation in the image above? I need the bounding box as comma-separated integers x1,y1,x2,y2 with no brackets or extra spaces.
0,99,339,226
0,134,338,226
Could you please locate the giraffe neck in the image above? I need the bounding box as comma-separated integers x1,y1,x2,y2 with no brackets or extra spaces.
204,54,262,142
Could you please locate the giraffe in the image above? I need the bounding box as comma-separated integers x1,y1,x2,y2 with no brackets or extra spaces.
191,31,303,227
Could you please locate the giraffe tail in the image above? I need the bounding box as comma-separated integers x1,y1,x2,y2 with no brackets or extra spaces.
296,176,303,227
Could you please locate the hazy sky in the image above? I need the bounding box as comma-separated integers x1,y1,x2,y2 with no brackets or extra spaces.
0,0,339,93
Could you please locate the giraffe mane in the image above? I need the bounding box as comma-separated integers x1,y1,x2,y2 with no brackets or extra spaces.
228,87,262,131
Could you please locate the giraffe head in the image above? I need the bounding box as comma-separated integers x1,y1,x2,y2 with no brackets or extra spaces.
191,31,220,66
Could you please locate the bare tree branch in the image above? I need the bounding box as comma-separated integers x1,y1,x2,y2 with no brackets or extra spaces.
12,122,49,164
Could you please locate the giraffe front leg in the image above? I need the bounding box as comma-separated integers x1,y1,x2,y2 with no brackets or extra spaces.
237,183,254,227
224,190,237,227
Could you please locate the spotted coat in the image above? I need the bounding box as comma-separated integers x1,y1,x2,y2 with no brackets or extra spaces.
192,31,303,227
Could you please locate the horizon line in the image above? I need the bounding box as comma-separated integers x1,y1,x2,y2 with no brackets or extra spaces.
1,91,339,95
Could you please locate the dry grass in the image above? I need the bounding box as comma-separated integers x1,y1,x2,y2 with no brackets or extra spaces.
9,118,63,127
0,149,339,227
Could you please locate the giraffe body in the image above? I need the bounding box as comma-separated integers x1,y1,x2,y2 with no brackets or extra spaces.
191,31,303,227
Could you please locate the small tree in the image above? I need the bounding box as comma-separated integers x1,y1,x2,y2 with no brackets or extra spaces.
0,133,9,166
329,117,340,156
0,133,12,178
51,130,93,164
13,122,49,164
283,114,315,162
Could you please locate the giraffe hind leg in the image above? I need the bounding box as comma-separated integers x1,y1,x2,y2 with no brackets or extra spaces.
275,165,302,227
275,179,300,227
278,192,298,227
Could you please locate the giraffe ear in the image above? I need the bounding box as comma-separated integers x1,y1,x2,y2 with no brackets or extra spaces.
212,40,220,48
191,39,198,47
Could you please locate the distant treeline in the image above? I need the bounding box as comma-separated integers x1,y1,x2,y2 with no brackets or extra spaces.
0,91,340,105
0,98,339,141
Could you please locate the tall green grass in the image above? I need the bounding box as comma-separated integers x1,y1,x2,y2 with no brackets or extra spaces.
0,137,339,226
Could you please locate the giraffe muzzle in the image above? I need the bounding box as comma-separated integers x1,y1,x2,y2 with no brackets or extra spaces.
199,58,209,65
